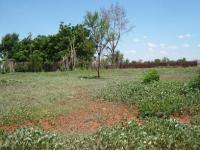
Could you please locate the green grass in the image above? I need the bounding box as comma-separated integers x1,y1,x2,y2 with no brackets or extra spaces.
0,67,199,125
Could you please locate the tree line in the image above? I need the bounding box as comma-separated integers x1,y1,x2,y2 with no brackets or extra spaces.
0,3,130,78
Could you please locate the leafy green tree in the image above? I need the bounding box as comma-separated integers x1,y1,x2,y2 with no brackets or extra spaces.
58,23,95,70
0,33,19,58
84,11,109,78
29,50,44,72
13,50,29,62
1,23,95,71
14,33,34,61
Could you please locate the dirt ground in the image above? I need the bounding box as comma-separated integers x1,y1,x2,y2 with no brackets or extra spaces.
0,87,140,133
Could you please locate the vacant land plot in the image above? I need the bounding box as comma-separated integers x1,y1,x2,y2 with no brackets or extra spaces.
0,67,199,149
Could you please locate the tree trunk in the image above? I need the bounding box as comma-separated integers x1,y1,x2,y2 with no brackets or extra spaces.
112,51,115,65
97,52,100,78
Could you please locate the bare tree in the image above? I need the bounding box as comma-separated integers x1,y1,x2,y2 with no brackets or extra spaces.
84,11,109,78
101,3,133,64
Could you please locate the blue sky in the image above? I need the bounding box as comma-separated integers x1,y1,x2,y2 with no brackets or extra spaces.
0,0,200,61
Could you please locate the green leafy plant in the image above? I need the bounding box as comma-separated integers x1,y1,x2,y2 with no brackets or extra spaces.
143,69,160,83
70,119,200,150
97,81,200,118
0,128,64,150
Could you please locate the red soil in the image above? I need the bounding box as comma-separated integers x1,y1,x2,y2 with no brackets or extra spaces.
172,114,192,124
0,101,139,133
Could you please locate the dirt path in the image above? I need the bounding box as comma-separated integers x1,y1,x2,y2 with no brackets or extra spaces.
0,87,140,133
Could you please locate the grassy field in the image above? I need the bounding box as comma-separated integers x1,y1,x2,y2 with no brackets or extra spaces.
0,67,199,149
0,67,198,125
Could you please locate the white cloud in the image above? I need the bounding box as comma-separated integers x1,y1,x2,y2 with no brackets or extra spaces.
182,43,190,48
133,38,140,43
178,34,191,39
147,42,157,48
197,44,200,48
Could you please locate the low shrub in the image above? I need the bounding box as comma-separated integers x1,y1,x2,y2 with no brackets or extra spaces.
143,69,160,83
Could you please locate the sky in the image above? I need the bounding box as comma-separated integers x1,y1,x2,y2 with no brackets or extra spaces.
0,0,200,61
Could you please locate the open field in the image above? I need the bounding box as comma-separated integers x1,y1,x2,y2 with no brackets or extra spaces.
0,67,200,149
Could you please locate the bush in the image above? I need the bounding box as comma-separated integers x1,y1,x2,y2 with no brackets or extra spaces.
188,68,200,91
188,78,200,91
143,69,160,83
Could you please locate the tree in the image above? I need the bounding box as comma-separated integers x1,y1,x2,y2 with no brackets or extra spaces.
124,58,130,64
58,23,95,70
115,50,124,64
101,3,132,64
29,50,44,72
162,57,170,63
0,33,19,58
14,33,34,62
177,57,187,63
84,11,109,78
154,59,161,64
104,50,124,65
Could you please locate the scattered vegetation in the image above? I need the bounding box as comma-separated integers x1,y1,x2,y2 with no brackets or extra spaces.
97,80,200,118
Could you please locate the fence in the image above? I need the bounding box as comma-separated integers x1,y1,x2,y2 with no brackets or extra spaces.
105,61,197,69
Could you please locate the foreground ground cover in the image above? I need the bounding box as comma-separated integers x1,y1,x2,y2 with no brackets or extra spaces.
1,119,199,149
